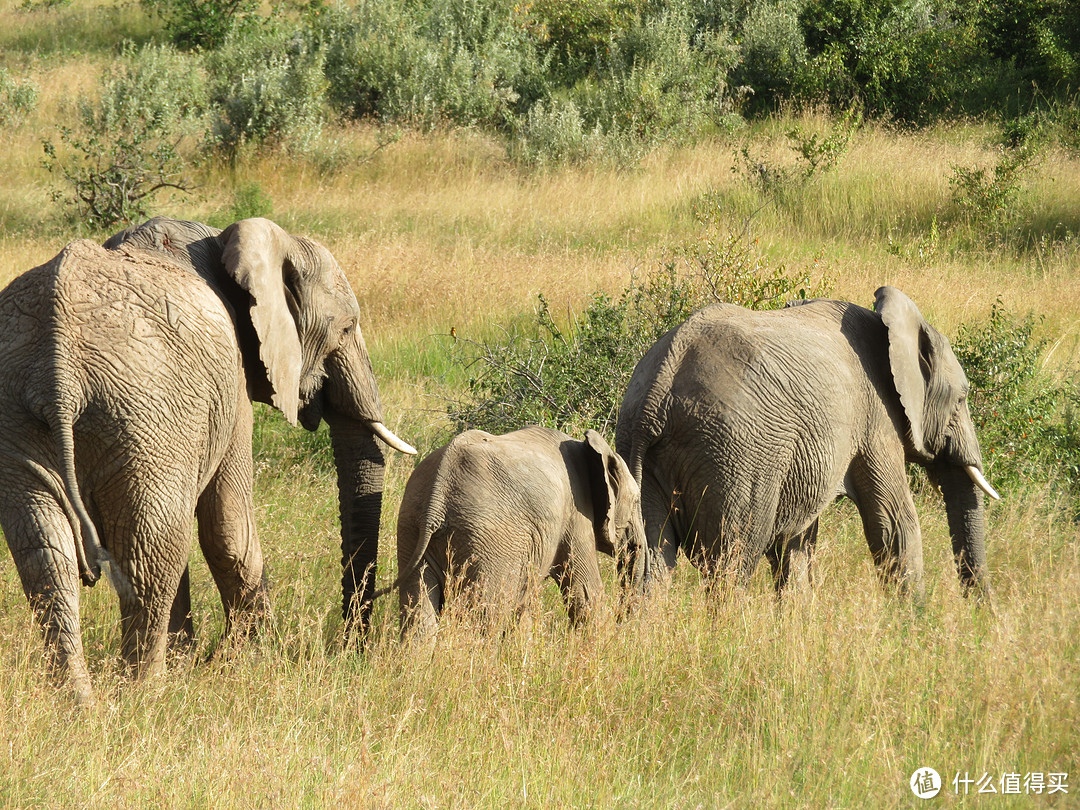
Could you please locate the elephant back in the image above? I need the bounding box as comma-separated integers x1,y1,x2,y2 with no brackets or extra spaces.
104,217,224,283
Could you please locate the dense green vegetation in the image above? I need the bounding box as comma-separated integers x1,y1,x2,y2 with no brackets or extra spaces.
3,0,1079,227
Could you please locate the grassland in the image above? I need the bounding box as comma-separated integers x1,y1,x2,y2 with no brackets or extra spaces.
0,3,1079,807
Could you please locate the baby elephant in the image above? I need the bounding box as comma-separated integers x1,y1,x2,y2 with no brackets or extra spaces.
388,426,646,639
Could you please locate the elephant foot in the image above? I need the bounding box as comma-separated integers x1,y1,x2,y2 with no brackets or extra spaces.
70,673,95,708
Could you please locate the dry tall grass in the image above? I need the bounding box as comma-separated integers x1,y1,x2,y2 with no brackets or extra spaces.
0,49,1078,806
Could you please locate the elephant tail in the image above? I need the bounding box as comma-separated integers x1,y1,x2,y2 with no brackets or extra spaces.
621,382,672,487
370,520,438,601
50,409,135,604
39,247,135,603
617,326,684,486
371,450,453,602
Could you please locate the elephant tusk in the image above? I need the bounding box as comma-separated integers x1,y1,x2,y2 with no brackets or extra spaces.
965,465,1001,501
369,421,417,455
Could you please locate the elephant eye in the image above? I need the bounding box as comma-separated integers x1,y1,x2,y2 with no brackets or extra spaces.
337,318,357,348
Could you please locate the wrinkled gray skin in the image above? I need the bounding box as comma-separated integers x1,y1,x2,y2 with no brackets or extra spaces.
0,217,413,703
387,427,646,640
616,286,997,602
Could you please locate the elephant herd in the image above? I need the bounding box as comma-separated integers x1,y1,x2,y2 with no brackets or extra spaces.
0,217,999,704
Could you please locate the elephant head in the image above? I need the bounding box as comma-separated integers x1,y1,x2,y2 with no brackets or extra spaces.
105,217,415,632
875,285,999,599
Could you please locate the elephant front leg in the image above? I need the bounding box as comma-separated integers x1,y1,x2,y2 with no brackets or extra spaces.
766,519,819,597
849,454,925,598
195,408,267,640
554,547,604,627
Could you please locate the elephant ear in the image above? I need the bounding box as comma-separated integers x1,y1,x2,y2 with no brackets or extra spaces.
584,430,619,553
876,285,966,458
221,218,303,425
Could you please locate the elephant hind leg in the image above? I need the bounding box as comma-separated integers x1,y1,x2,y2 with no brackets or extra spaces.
639,470,684,587
399,561,441,643
168,566,195,650
114,528,191,681
0,487,93,704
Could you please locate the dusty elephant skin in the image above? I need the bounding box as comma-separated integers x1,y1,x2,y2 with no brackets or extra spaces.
615,285,999,602
385,426,646,640
0,217,414,704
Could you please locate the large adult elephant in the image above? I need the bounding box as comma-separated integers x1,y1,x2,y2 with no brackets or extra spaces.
0,217,413,702
615,286,1000,601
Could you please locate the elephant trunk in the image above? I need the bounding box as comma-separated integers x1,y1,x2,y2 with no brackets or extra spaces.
618,509,649,595
929,462,992,604
327,414,386,636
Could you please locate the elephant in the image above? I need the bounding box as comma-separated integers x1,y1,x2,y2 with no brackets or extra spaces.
615,286,1000,602
383,426,646,640
0,217,414,702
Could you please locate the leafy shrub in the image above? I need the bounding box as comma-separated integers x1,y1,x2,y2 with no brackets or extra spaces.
508,96,639,167
732,0,808,113
41,44,205,228
952,303,1080,502
448,227,829,437
141,0,260,51
523,0,643,85
514,5,739,164
735,105,862,200
319,0,542,130
794,0,985,122
206,22,328,157
1056,99,1080,157
977,0,1080,89
0,69,39,128
224,181,273,223
948,142,1035,243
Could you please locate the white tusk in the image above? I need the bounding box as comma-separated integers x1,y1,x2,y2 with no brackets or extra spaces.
370,421,417,455
965,466,1001,501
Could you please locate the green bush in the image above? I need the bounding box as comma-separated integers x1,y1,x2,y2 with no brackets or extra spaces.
733,0,808,113
448,227,829,438
141,0,261,51
41,44,205,228
952,303,1080,503
206,22,328,157
734,105,862,201
514,4,739,164
794,0,987,122
948,142,1036,245
0,69,39,129
978,0,1080,90
92,43,207,135
508,96,639,166
319,0,542,130
523,0,643,86
220,181,274,225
